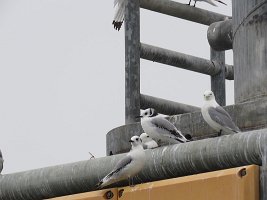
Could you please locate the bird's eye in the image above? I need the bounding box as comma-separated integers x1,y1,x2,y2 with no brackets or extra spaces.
136,138,138,141
145,112,147,115
147,136,149,138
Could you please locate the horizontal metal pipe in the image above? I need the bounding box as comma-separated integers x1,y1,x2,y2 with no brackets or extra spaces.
140,0,230,26
0,129,266,200
208,20,233,51
140,94,200,115
140,43,234,80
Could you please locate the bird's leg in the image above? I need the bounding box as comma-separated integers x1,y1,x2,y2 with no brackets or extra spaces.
129,177,135,187
187,0,191,5
193,1,196,7
218,130,222,136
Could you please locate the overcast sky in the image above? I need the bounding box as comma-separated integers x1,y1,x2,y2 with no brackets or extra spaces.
0,0,232,174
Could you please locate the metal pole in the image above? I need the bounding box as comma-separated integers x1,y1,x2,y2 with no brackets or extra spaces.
260,146,267,200
140,94,200,115
0,130,266,199
232,1,267,103
140,0,229,26
210,49,226,106
141,43,234,80
207,20,233,51
125,0,141,124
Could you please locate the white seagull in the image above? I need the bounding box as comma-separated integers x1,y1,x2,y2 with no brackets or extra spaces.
201,90,241,136
188,0,227,7
113,0,125,31
138,108,190,145
96,136,145,188
140,133,158,149
0,150,3,174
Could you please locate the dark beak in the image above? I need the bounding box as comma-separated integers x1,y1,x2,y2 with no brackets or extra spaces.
135,116,142,119
129,140,133,143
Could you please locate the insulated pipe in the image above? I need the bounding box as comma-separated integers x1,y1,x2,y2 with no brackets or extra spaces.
140,43,234,80
207,19,233,51
0,129,266,200
140,94,200,115
140,0,230,26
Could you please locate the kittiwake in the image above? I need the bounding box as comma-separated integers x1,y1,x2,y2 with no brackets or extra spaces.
138,108,190,145
201,90,240,136
188,0,227,7
140,132,158,149
113,0,125,31
96,135,145,188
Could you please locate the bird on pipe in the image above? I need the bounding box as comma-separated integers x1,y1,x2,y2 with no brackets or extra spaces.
96,136,145,188
137,108,190,145
188,0,227,7
140,132,158,149
201,90,241,136
112,0,125,31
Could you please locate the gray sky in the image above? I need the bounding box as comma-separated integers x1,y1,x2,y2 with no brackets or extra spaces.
0,0,232,173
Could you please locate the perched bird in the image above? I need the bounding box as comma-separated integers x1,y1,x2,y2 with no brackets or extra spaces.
96,136,145,188
201,90,241,136
188,0,227,7
113,0,125,31
0,150,3,174
138,108,189,145
140,133,158,149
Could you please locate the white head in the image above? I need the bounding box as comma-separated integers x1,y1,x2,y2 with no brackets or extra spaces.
203,90,215,101
137,108,158,119
140,133,152,143
129,136,143,148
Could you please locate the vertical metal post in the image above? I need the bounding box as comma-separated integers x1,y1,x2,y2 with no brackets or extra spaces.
125,0,141,124
210,48,226,106
232,0,267,103
260,147,267,200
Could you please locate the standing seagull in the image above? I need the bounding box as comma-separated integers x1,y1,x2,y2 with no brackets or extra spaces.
96,136,145,188
0,150,3,174
188,0,227,7
140,133,158,149
113,0,125,31
201,90,240,136
138,108,189,145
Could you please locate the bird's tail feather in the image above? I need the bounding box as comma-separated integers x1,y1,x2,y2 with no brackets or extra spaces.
95,180,103,189
205,0,217,6
215,0,227,5
113,1,125,29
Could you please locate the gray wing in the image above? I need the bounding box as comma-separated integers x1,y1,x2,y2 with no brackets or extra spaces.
151,117,188,142
0,158,3,174
106,155,132,179
208,106,240,132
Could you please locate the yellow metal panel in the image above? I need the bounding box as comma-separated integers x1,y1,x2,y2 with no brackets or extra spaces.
118,165,259,200
49,165,259,200
48,188,117,200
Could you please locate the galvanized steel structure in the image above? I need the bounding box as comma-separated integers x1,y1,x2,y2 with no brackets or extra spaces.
0,0,267,199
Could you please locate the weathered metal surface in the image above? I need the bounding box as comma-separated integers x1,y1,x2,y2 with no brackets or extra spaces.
140,0,230,26
207,20,233,51
140,43,234,80
119,165,259,200
210,49,226,106
125,0,141,124
0,130,266,200
140,94,200,115
107,97,267,155
106,123,143,156
260,147,267,200
232,0,267,103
